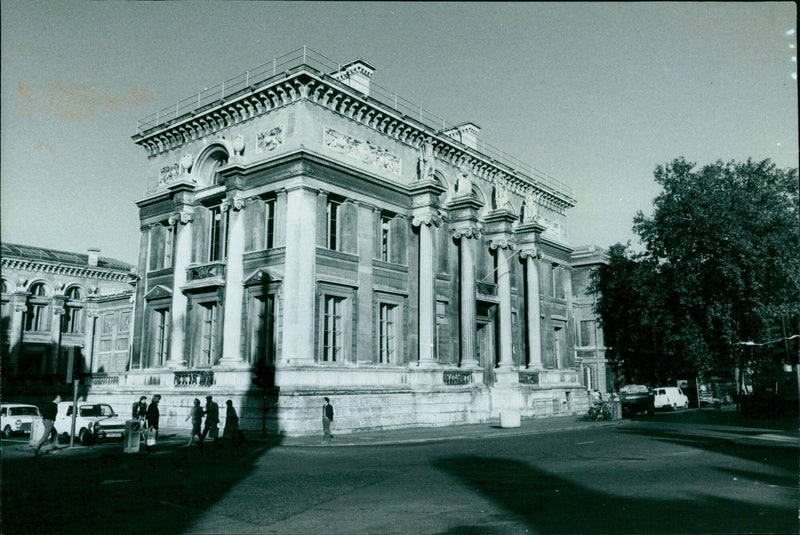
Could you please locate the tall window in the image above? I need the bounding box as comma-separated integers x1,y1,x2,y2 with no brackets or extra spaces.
578,320,596,347
63,287,84,334
553,326,564,368
322,295,345,362
380,216,392,262
149,224,175,271
264,198,276,250
209,207,227,262
249,294,276,363
326,198,340,251
197,302,218,367
152,308,169,367
25,283,49,332
164,225,175,268
378,303,397,364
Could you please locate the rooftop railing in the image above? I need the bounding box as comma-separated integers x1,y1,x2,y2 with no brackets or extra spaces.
136,46,573,198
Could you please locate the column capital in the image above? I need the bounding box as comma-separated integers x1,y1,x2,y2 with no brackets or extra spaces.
519,248,541,260
169,208,194,226
451,224,482,240
412,213,444,228
489,238,517,251
221,193,246,212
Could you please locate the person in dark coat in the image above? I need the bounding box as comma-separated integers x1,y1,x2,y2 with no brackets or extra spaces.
146,394,161,437
322,397,334,443
185,398,203,447
223,399,241,448
34,394,61,455
132,396,147,420
201,395,220,447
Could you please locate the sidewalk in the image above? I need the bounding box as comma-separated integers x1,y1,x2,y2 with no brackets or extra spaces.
161,414,618,448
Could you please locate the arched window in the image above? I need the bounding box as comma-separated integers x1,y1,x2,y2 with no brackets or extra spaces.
25,282,50,331
64,286,85,334
196,145,229,186
1,279,9,294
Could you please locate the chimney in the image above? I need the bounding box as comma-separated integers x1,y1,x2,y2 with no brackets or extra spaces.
331,60,375,97
87,248,100,267
443,122,481,150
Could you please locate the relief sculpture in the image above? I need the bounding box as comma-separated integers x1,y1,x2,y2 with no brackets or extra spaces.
324,127,401,175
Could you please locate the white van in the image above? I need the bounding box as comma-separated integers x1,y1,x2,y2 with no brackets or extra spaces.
653,387,689,410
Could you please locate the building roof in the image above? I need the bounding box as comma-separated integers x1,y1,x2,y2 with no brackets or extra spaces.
1,243,134,272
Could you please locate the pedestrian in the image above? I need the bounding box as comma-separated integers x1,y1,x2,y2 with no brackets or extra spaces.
185,398,203,447
34,394,61,455
201,395,220,448
132,396,147,420
146,394,161,441
322,397,334,443
223,400,242,450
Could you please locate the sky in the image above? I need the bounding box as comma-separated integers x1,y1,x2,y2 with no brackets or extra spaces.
1,2,797,266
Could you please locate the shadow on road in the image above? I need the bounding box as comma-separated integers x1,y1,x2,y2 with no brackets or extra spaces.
434,455,797,534
630,407,799,431
1,437,282,534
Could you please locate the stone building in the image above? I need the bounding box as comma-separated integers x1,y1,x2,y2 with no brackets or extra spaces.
89,48,598,435
0,243,135,400
570,245,610,393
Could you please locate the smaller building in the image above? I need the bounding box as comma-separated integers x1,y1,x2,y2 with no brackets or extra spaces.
1,243,135,400
570,245,610,393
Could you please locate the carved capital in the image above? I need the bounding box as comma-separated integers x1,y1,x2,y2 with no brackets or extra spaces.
451,226,482,240
221,195,244,213
412,214,443,228
489,238,517,251
519,248,542,260
169,209,194,226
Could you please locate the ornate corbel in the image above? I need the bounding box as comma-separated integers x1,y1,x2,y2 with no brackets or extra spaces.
221,193,246,213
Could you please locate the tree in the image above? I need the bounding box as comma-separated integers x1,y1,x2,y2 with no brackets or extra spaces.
594,158,799,388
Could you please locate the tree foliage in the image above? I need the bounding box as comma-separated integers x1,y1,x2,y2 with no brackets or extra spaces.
592,158,799,387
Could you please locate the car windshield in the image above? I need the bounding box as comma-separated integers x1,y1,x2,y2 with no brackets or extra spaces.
10,407,39,416
79,405,115,417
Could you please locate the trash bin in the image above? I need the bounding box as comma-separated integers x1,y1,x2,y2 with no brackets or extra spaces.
611,401,623,420
29,418,45,446
124,419,141,453
500,411,521,428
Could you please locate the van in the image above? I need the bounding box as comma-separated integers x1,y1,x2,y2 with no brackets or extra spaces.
653,387,689,410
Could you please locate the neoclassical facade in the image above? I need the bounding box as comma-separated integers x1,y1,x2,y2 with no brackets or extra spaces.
89,49,598,435
0,243,135,399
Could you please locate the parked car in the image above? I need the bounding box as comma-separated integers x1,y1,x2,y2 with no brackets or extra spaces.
54,402,127,445
654,387,689,410
619,385,655,417
1,404,41,438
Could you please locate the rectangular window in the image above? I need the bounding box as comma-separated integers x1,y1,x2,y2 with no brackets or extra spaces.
164,225,175,268
579,320,596,347
264,198,276,250
153,308,169,367
249,294,276,364
198,302,218,367
378,303,397,363
322,295,344,362
380,216,392,262
25,303,48,331
64,307,84,334
553,326,564,368
326,198,340,251
209,207,227,262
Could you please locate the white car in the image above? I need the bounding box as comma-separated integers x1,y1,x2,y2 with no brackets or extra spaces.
54,402,127,445
1,404,41,438
654,387,689,410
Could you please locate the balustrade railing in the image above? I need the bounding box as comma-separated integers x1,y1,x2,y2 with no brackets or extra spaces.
174,370,215,387
443,370,473,385
135,46,573,198
91,374,120,386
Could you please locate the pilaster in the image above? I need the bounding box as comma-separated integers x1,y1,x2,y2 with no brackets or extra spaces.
8,295,27,375
167,207,194,368
219,194,248,368
516,220,546,369
484,209,518,371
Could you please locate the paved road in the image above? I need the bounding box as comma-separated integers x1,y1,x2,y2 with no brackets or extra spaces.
2,414,797,534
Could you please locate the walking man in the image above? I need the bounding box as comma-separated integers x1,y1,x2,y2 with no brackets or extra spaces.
185,398,203,447
146,394,161,438
322,397,334,443
201,395,220,448
34,394,61,455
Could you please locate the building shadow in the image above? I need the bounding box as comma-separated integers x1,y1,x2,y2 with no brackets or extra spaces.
1,436,282,535
434,456,797,534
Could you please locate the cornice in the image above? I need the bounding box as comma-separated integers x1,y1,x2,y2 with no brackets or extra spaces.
133,69,575,213
0,258,132,282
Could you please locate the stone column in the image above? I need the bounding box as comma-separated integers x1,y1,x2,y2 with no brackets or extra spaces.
413,215,440,366
8,294,27,375
520,250,543,368
219,194,247,367
50,297,66,376
356,203,376,363
491,242,515,369
167,208,194,368
283,185,317,364
453,228,481,367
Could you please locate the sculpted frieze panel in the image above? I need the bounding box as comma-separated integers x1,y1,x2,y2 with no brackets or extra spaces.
323,127,401,175
159,162,181,185
256,126,284,152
